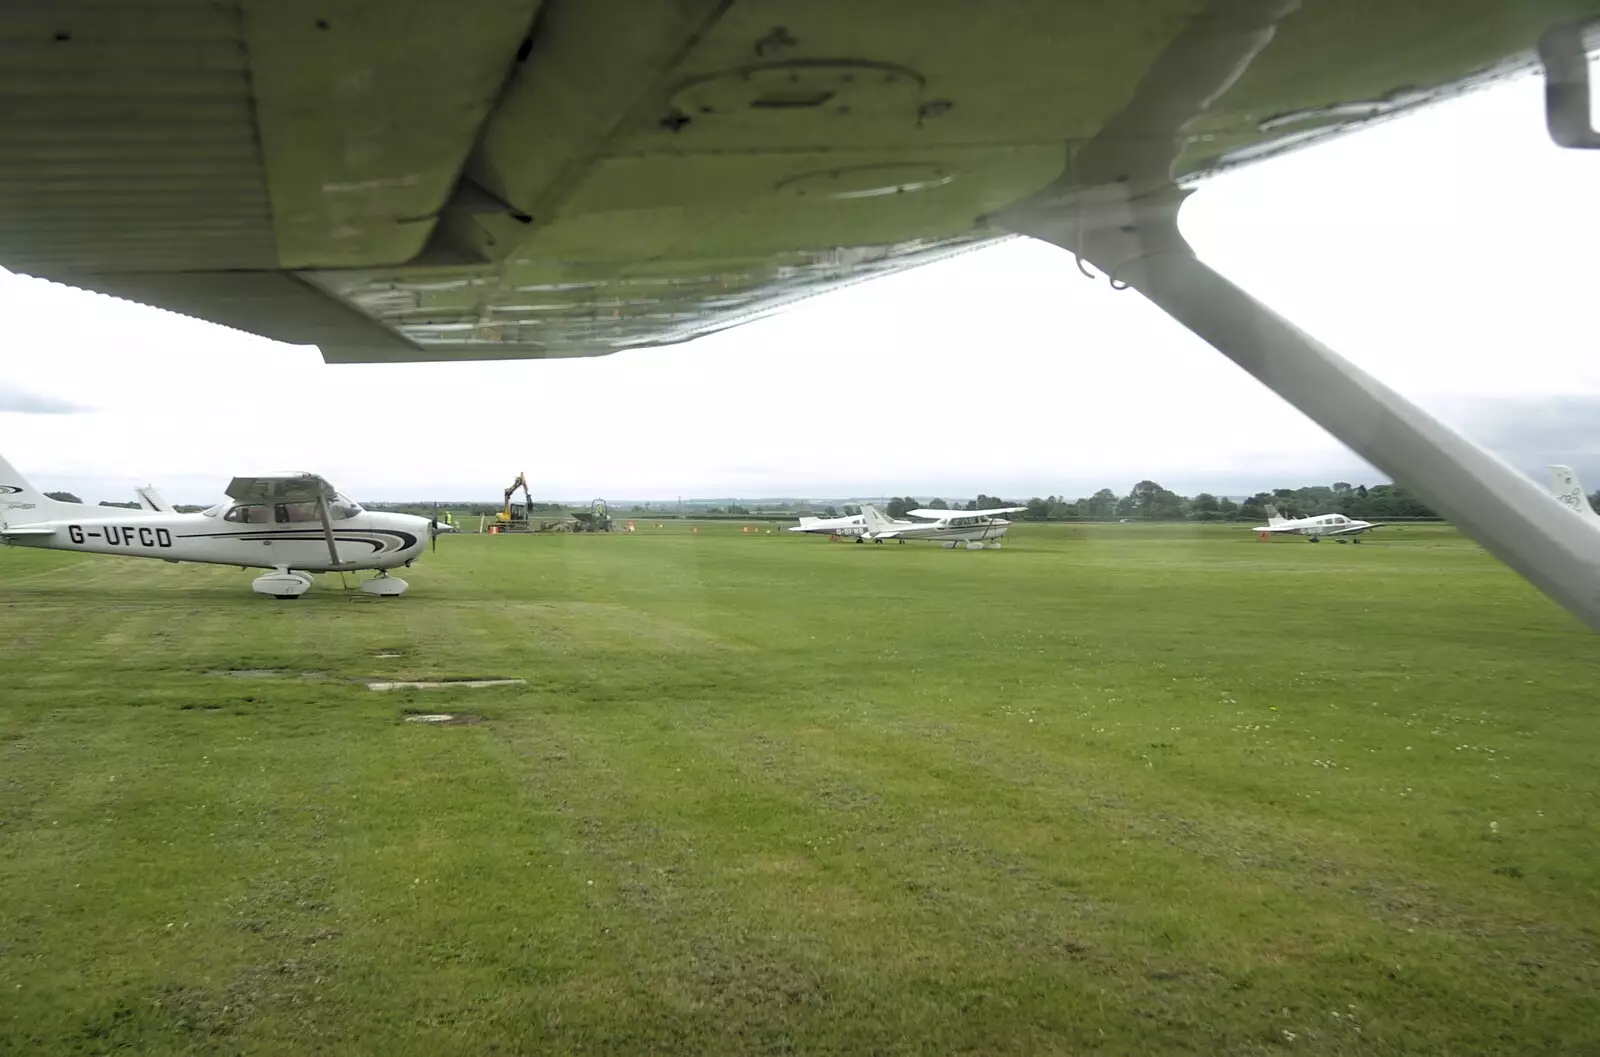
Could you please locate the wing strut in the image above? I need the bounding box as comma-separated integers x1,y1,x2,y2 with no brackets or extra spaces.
316,495,342,569
996,0,1600,630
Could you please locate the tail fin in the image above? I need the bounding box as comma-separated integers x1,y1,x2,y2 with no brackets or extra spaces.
135,485,173,513
1549,465,1600,522
859,504,893,532
0,453,76,525
1263,503,1289,527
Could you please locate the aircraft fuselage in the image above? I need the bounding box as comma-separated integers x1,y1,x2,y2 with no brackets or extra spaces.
4,509,430,572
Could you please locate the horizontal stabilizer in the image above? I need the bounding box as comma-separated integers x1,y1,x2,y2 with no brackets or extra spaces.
1,526,56,536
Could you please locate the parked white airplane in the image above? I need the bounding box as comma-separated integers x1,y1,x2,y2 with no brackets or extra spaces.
861,504,1025,549
1548,466,1600,525
788,511,870,539
0,454,438,598
1252,504,1380,543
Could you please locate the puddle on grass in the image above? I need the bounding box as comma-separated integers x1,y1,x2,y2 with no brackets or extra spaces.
366,678,525,691
402,712,485,726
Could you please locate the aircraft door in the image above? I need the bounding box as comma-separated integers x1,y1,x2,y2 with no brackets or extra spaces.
270,500,352,569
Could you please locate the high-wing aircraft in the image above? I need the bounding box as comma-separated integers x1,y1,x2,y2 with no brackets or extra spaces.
6,4,1600,626
0,455,438,598
1252,504,1380,542
1549,466,1600,525
788,511,869,538
861,504,1023,548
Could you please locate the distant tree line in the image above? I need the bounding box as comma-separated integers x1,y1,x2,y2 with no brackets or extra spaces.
42,479,1600,522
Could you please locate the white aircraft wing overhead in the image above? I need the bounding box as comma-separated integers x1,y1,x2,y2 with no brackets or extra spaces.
225,473,338,504
0,2,1579,365
906,507,1024,519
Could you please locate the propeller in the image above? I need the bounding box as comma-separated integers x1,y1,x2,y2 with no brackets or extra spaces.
430,503,439,552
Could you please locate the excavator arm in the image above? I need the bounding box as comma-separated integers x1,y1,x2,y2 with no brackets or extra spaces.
499,472,532,522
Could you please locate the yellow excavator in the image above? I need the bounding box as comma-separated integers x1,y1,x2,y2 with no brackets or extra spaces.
496,471,534,530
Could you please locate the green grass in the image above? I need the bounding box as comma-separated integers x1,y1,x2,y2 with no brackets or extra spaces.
3,523,1597,1055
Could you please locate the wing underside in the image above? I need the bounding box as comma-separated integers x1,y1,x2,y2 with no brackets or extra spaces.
225,473,338,504
3,1,1593,362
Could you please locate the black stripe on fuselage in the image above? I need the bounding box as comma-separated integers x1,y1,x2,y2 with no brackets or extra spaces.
174,528,419,553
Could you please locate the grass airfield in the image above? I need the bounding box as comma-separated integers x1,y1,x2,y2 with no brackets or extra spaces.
2,522,1597,1055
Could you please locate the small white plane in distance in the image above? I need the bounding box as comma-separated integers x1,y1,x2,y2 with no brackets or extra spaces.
1252,504,1381,543
860,503,1026,549
788,511,870,539
1548,466,1600,525
0,454,439,598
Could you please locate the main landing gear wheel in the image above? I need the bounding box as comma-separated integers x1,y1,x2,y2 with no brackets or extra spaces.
252,568,312,599
1308,536,1320,543
360,572,409,597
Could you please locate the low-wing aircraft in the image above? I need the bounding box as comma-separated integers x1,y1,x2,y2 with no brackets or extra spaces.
1252,504,1380,543
861,504,1024,549
0,454,438,598
788,511,870,539
1549,466,1600,525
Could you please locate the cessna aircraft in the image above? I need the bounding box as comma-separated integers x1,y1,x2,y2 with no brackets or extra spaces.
860,504,1024,548
0,455,438,598
788,511,870,539
1252,504,1380,542
1549,466,1600,525
5,3,1600,627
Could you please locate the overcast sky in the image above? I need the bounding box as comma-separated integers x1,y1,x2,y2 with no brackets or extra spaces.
3,71,1598,504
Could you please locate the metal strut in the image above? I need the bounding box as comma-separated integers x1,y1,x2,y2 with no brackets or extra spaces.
997,0,1600,630
315,494,342,569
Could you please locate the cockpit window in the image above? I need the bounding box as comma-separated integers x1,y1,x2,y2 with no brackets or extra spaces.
200,502,226,518
329,494,362,519
223,503,270,524
275,501,322,523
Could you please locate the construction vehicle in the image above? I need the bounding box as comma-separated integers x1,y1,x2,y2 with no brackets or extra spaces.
570,498,613,533
495,472,535,531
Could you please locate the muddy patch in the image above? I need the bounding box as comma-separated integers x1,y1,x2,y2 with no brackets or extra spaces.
366,678,524,691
